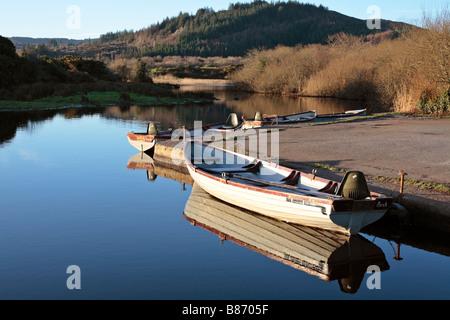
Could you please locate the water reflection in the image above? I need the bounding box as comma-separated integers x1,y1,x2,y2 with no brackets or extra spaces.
183,184,390,294
0,86,364,147
122,150,450,298
126,152,193,186
127,152,157,182
179,85,364,119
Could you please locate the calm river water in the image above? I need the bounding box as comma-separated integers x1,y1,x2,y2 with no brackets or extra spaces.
0,86,448,300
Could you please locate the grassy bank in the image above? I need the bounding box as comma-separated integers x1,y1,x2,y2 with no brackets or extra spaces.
0,90,216,111
231,10,449,114
374,175,450,195
312,163,450,195
0,37,216,111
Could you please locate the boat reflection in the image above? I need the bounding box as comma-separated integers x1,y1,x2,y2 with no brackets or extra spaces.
126,152,194,185
127,152,158,182
184,184,390,294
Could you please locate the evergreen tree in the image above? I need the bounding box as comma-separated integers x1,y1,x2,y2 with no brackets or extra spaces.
134,58,152,83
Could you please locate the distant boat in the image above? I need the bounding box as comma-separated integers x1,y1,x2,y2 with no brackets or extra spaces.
184,183,389,293
263,110,317,124
242,110,317,129
126,114,243,152
126,122,170,153
317,108,367,119
184,141,394,235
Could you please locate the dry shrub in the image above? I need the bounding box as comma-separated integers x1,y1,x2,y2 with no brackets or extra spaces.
388,8,449,112
231,45,328,94
231,9,449,114
305,47,374,100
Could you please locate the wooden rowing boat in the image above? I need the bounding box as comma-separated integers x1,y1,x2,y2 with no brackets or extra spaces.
317,108,367,119
126,122,172,153
263,110,317,124
242,110,317,129
184,184,389,292
126,114,243,152
184,141,394,235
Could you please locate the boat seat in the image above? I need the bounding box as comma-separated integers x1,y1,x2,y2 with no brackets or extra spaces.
318,181,338,195
222,113,239,129
280,171,300,186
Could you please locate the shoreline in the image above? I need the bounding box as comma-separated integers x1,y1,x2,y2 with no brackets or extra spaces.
151,114,450,233
152,75,233,86
0,90,216,112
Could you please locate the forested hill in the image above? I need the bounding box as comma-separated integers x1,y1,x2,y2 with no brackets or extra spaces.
23,1,406,59
95,1,403,57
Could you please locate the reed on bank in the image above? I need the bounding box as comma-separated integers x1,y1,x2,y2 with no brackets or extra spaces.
231,10,449,114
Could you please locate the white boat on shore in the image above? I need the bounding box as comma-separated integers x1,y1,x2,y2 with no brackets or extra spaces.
263,110,317,124
127,114,243,153
126,108,365,153
126,122,171,153
317,108,367,119
184,141,394,235
242,110,317,129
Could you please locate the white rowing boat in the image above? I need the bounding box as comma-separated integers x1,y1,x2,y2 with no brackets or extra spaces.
126,114,243,152
242,110,317,129
184,141,394,235
126,122,171,153
263,110,317,124
317,108,367,119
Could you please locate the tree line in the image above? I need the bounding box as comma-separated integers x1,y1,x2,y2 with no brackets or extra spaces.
20,1,400,60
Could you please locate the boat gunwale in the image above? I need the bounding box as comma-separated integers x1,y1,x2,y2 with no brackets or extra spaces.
316,108,367,119
262,110,317,123
183,141,393,210
126,119,243,141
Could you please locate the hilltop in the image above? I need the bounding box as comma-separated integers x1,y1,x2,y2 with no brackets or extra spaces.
18,1,408,59
9,37,89,50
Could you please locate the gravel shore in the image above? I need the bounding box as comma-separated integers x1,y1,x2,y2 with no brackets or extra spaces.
276,114,450,231
155,114,450,231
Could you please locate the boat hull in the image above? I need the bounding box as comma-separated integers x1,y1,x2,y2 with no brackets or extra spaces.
317,109,367,119
187,165,385,235
127,133,156,152
263,110,317,124
184,142,393,235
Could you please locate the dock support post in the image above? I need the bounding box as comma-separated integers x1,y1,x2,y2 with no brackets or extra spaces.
399,170,408,194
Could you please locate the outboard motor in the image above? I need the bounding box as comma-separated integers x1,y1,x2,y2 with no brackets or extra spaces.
147,122,159,135
337,171,371,200
147,170,158,182
254,112,263,122
222,113,239,129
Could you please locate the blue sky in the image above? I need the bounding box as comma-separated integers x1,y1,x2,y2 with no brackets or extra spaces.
0,0,447,39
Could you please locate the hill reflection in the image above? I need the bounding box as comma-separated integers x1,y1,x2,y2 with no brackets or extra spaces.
0,86,364,146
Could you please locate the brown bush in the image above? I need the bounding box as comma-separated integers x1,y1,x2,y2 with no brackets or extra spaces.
231,9,449,114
